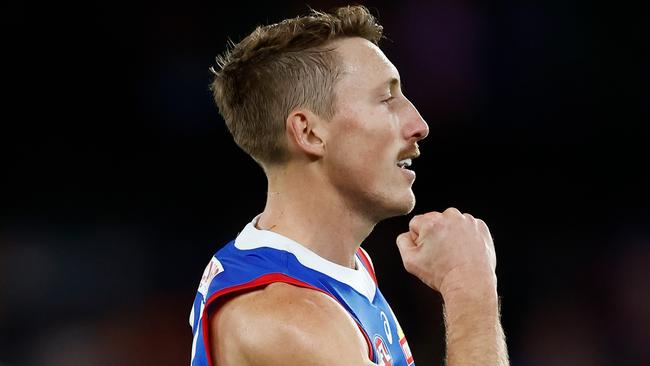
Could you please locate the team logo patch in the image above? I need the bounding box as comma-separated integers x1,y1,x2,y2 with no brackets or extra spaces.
198,256,224,297
374,335,393,366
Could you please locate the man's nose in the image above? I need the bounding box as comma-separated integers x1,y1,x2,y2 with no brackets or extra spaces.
403,100,429,142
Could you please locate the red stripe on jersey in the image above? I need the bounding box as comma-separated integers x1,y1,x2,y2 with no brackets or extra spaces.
201,273,375,366
400,336,415,365
356,248,378,285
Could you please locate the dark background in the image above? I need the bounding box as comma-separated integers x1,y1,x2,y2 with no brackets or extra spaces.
1,1,648,365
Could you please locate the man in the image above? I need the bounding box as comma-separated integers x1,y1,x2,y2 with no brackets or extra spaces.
189,5,508,365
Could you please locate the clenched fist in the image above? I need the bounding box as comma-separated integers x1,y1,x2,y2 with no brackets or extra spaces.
396,207,497,298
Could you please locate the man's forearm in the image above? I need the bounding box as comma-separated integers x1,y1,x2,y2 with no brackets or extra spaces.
442,281,509,366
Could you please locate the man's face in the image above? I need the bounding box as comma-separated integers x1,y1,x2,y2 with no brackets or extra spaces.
323,37,429,221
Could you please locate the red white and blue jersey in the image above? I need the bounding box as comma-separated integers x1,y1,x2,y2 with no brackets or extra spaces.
189,216,415,366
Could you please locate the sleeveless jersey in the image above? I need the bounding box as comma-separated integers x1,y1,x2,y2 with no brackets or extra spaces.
189,216,415,366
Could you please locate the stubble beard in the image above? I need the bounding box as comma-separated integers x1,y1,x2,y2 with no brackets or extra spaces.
359,186,416,224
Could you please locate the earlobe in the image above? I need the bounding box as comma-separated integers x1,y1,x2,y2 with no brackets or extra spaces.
286,110,326,158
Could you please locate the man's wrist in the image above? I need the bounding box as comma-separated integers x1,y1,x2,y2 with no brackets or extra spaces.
441,277,502,348
439,267,498,301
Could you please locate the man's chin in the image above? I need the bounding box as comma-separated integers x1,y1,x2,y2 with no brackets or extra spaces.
399,197,417,215
379,194,416,220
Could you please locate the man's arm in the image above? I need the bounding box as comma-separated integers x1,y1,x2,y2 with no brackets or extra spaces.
209,282,376,366
396,207,509,366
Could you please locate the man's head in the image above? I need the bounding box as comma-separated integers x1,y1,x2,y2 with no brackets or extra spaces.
211,5,429,220
210,5,383,166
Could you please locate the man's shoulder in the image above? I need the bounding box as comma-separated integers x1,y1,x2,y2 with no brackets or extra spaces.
210,283,371,365
213,282,353,340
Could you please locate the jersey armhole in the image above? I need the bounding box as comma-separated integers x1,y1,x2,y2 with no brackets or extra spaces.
201,273,375,366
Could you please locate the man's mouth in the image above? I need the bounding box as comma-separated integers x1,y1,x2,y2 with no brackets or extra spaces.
397,144,420,169
396,159,412,169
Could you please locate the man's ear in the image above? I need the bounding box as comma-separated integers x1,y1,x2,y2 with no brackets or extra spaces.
286,109,326,158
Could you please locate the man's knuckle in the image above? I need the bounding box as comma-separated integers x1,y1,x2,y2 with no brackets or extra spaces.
422,220,436,229
444,207,457,213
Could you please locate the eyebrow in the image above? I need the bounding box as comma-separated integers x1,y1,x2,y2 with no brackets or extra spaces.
376,77,401,94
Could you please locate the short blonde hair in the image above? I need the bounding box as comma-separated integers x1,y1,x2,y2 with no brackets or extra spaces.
210,5,383,165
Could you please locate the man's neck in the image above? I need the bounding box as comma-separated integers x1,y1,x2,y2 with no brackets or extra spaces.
256,165,375,269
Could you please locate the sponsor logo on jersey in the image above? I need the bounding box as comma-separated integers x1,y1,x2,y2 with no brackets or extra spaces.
374,335,393,366
380,311,393,344
198,256,224,297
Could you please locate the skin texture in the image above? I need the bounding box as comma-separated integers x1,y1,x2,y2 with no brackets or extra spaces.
210,283,375,366
211,37,509,366
320,37,429,223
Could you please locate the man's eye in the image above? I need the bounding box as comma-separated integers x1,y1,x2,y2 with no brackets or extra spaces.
382,96,395,104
